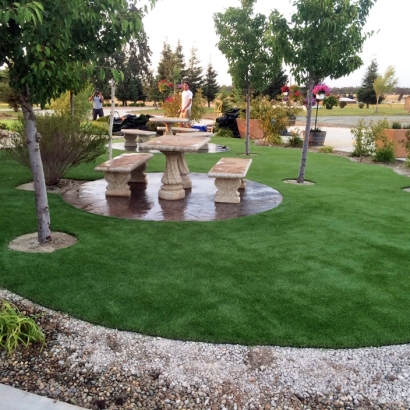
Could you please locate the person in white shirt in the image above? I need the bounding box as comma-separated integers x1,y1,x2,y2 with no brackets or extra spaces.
88,90,104,120
179,81,193,128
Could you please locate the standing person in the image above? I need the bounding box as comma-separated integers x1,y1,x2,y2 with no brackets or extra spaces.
89,89,105,120
179,81,193,128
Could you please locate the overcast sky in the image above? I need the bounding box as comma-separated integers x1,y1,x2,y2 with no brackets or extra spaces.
142,0,409,88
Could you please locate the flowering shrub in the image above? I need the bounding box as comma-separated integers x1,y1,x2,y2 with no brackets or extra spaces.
313,83,330,95
162,94,181,117
161,89,206,122
281,85,290,94
158,79,173,94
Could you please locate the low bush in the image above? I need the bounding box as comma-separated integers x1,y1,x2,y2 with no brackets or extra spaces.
215,127,235,138
358,102,365,109
318,145,334,153
0,301,45,355
374,147,395,163
372,119,393,163
286,130,303,147
339,101,347,108
350,119,375,161
5,113,108,185
391,121,402,129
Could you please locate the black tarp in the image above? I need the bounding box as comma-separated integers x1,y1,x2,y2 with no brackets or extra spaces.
111,114,152,133
215,108,242,138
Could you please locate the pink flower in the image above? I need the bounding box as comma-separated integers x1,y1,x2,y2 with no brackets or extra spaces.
313,84,331,95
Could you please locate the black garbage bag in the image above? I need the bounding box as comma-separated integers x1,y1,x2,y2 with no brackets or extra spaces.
111,114,152,133
215,107,243,138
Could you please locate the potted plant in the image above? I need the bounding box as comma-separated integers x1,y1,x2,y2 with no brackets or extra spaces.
281,84,304,125
305,83,331,146
322,94,339,110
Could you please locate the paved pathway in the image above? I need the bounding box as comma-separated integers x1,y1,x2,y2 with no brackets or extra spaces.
0,383,85,410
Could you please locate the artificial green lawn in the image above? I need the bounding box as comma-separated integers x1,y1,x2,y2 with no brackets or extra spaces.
1,137,410,348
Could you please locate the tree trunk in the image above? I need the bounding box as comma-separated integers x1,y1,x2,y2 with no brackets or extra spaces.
20,89,52,243
245,86,251,156
297,74,314,184
375,96,379,113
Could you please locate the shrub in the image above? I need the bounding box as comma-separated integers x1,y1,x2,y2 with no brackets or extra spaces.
286,129,303,148
350,119,375,161
372,119,392,163
0,122,8,130
0,300,45,355
215,127,235,138
318,145,334,153
374,147,395,163
391,121,402,129
49,86,93,121
243,96,301,145
338,101,347,108
5,113,108,185
358,102,365,109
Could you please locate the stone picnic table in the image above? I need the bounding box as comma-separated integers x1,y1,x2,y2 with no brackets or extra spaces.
139,135,210,200
148,116,189,135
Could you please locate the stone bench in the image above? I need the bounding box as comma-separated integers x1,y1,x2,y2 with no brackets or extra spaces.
157,126,197,135
122,129,157,148
95,153,153,197
208,157,252,203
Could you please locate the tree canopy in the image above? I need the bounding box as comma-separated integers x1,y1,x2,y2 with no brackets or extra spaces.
357,58,381,108
203,62,219,107
269,0,377,182
214,0,279,155
373,65,398,113
0,0,157,242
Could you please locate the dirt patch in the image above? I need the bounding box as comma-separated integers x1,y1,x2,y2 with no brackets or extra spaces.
17,178,87,195
8,232,77,253
12,179,85,252
283,179,315,185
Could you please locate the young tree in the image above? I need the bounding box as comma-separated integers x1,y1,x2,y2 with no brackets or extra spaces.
373,65,398,113
157,41,174,81
357,58,381,108
203,62,219,107
259,66,288,100
0,0,157,243
184,45,203,96
269,0,376,183
173,40,186,83
214,0,279,155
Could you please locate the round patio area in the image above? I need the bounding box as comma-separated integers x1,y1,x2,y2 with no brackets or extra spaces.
62,173,282,221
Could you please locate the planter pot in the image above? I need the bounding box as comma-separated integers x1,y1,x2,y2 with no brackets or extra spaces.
308,131,326,146
236,118,264,140
378,129,408,158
